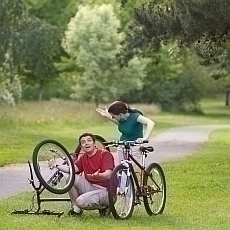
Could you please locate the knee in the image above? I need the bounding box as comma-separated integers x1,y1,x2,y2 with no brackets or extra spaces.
76,196,88,209
66,174,80,185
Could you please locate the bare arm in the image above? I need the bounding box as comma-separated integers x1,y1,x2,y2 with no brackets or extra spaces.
96,107,119,125
104,115,119,125
137,115,155,140
57,164,79,174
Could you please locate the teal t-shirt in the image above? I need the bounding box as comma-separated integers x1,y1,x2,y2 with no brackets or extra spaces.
118,113,143,141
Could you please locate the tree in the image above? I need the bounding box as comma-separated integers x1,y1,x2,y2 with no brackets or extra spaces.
209,43,230,105
0,0,26,67
0,0,61,102
119,44,213,111
132,0,230,65
62,4,149,106
20,16,60,101
0,0,27,105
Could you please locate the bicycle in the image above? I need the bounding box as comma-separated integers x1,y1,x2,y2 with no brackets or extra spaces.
32,135,110,194
104,140,166,220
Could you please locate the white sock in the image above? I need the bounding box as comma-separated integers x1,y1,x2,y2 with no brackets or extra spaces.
73,205,81,213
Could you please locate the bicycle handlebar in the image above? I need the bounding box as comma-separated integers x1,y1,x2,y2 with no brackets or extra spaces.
103,139,148,147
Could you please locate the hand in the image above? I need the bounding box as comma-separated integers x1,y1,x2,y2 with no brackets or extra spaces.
47,159,56,169
96,106,110,118
87,169,100,178
135,138,147,144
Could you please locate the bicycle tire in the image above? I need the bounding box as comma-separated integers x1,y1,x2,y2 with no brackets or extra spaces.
143,163,166,215
108,164,135,220
32,139,75,194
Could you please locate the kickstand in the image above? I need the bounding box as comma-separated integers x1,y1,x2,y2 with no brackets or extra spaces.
11,209,64,218
11,160,68,218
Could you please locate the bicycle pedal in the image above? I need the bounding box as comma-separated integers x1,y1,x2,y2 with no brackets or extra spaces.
134,200,141,205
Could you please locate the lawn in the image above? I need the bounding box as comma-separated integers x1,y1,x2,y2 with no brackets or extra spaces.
0,97,229,229
0,128,230,229
0,97,229,166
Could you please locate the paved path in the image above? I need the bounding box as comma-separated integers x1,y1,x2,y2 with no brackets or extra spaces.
0,124,229,200
146,124,230,163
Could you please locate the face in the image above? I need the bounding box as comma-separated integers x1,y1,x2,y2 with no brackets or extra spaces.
110,113,121,121
110,113,127,122
80,136,95,153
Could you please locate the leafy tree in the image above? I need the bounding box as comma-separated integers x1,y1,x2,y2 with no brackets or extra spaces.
120,45,213,111
25,0,80,31
0,0,26,67
20,16,60,101
0,0,61,102
0,0,27,105
133,0,230,65
209,43,230,105
62,4,149,106
25,0,142,30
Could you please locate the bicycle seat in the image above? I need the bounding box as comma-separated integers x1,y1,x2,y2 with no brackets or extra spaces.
139,146,154,152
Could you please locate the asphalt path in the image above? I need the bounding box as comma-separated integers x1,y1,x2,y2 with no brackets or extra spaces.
0,124,229,200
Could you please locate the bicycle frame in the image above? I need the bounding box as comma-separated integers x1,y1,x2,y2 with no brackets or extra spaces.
120,145,161,201
107,140,166,219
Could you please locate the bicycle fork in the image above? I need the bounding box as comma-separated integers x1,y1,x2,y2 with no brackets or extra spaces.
117,162,131,195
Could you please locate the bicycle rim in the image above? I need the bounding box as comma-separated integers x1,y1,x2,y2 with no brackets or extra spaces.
143,163,166,215
108,164,135,220
32,139,75,194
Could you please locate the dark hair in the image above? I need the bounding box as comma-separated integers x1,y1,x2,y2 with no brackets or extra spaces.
108,101,143,115
78,132,96,145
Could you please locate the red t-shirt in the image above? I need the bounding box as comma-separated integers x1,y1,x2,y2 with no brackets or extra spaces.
74,149,115,188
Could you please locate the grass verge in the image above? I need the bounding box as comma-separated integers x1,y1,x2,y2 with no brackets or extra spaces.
0,98,229,166
0,128,230,229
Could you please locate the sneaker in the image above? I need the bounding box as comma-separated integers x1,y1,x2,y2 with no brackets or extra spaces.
99,206,111,217
68,208,83,217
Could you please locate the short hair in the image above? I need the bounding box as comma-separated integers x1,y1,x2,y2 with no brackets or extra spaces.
78,132,96,145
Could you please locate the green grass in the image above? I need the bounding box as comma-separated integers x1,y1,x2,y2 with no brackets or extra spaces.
200,96,230,116
1,128,230,229
0,98,229,166
0,97,230,229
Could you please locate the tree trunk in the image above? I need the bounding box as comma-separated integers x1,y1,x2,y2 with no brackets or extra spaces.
38,81,44,101
225,90,229,106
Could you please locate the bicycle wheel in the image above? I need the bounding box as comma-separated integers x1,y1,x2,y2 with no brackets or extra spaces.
32,139,75,194
143,163,166,215
108,164,135,220
74,134,110,156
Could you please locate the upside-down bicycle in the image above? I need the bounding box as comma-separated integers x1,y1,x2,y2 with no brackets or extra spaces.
12,135,109,217
104,140,166,220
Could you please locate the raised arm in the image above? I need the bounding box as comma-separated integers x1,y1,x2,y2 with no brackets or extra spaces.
96,106,118,125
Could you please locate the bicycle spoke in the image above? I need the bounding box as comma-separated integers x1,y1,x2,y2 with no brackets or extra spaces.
108,165,135,220
33,140,75,194
143,163,166,215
